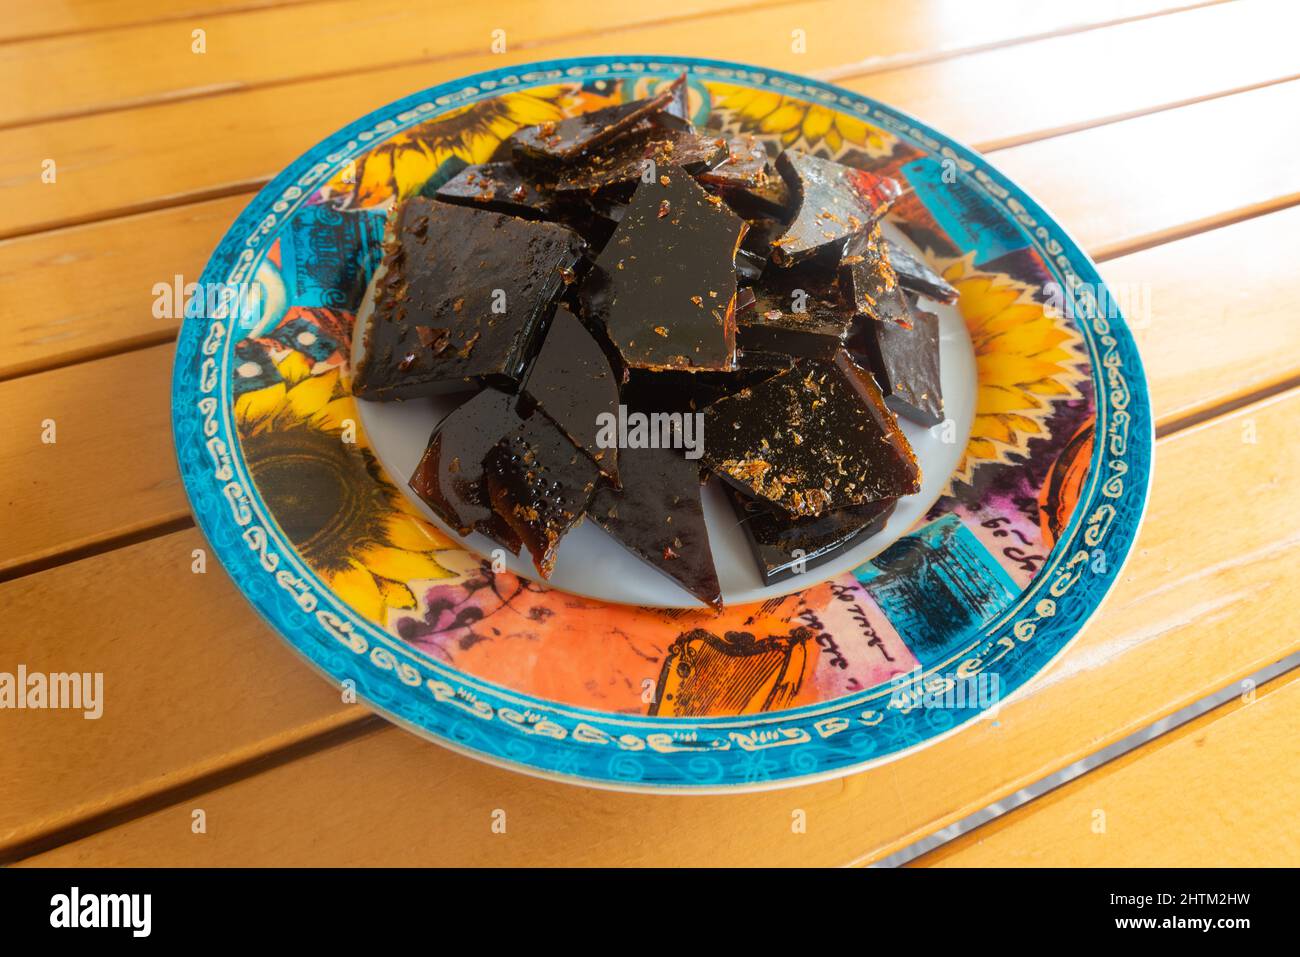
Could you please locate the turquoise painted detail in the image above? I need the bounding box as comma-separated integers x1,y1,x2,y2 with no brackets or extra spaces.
854,515,1018,668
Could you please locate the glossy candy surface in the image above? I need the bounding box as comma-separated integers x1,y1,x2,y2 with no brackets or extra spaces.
703,351,921,517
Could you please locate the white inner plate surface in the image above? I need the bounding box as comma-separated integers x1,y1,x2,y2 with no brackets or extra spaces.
354,221,975,608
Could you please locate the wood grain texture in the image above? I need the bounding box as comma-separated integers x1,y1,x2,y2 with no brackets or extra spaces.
913,667,1300,866
0,195,245,380
0,344,184,577
0,0,794,126
842,0,1300,151
0,0,1210,127
0,0,325,44
990,78,1300,259
0,2,1262,238
0,528,359,853
1111,204,1300,427
13,385,1300,864
5,12,1298,377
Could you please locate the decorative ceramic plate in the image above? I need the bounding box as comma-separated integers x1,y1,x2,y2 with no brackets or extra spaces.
172,55,1152,792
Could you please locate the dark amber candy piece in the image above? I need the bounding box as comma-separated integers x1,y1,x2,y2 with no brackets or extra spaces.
699,135,790,218
856,293,945,427
840,224,911,327
483,412,599,579
703,351,920,517
623,364,783,414
408,387,522,554
581,164,747,372
727,487,897,585
510,79,680,163
551,119,728,194
520,306,621,484
740,270,855,361
354,200,586,400
771,150,902,266
435,162,556,220
885,238,959,304
590,446,722,609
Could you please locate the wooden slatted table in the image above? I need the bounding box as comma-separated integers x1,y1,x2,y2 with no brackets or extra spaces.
3,0,1297,867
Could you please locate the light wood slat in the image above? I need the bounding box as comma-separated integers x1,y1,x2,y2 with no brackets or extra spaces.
0,528,360,853
0,3,1270,239
0,0,324,45
12,385,1300,864
841,0,1300,151
1,0,1212,128
0,344,184,577
913,667,1300,867
0,0,797,127
0,195,241,380
990,79,1300,259
1111,205,1300,427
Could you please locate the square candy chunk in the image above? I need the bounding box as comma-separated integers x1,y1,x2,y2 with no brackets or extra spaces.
581,165,748,372
703,351,920,517
354,199,586,401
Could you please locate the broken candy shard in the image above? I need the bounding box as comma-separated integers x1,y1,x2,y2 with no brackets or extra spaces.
581,164,747,372
551,121,728,194
510,81,679,163
589,445,722,610
435,162,556,220
698,135,770,189
856,294,945,427
700,135,791,218
520,305,621,484
702,351,921,517
353,200,586,401
885,238,959,304
771,150,902,266
739,270,855,361
484,412,599,579
840,223,912,327
727,486,897,585
408,387,522,554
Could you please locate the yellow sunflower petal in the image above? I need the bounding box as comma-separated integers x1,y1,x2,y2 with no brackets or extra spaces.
274,349,314,386
384,513,455,552
310,395,360,433
737,90,783,124
759,102,808,136
357,543,453,583
283,368,341,421
378,578,417,610
799,106,834,143
330,561,386,623
977,384,1041,414
234,383,287,427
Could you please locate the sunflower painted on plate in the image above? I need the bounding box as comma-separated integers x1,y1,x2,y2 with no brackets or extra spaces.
940,255,1087,487
232,310,458,625
706,82,898,158
317,85,575,210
